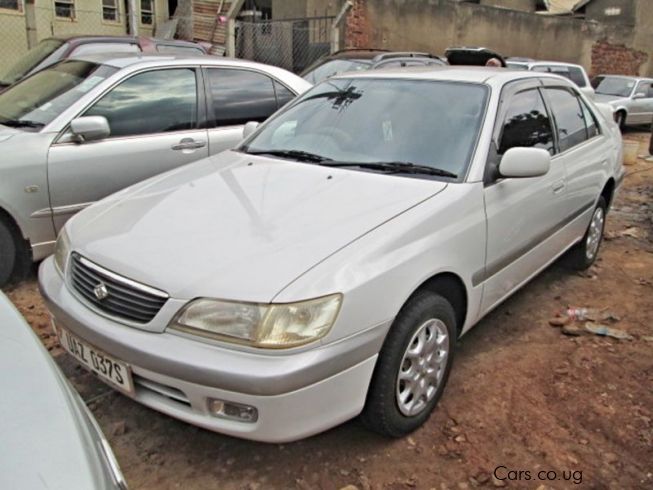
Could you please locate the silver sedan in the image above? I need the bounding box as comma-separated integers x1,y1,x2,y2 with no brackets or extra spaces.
0,54,311,285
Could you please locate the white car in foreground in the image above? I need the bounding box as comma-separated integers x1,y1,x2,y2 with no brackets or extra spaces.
40,67,623,442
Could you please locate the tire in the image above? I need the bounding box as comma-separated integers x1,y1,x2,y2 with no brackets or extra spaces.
361,291,456,437
615,111,626,131
567,196,607,270
0,219,16,287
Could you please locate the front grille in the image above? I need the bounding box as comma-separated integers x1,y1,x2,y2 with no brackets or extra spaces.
70,253,168,324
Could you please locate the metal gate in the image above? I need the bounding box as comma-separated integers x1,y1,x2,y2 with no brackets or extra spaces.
235,16,334,74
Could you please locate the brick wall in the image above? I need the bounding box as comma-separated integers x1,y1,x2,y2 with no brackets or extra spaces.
345,0,370,48
590,40,648,76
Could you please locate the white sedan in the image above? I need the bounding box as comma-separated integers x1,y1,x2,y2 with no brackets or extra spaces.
40,67,624,442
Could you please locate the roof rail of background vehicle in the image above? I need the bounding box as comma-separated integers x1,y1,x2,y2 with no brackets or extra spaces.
332,65,571,85
596,74,652,81
372,52,442,62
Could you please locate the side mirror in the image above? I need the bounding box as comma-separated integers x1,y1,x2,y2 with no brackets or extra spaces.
242,121,260,139
70,116,110,142
499,147,550,178
633,92,646,100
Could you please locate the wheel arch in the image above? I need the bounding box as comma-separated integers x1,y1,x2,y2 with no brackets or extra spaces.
404,272,468,338
600,177,616,210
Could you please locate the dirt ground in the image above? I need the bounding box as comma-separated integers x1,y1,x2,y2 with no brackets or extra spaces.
4,131,653,490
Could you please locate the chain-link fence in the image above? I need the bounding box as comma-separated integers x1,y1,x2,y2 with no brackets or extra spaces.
235,17,335,74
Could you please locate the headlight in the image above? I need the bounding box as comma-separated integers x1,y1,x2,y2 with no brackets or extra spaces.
170,294,342,348
54,228,70,275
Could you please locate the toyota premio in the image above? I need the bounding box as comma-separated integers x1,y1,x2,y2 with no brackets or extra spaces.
40,67,624,442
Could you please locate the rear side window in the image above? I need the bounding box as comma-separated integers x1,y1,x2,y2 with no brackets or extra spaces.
206,68,281,126
545,88,588,152
579,99,600,139
84,68,198,137
498,89,554,155
70,43,141,56
273,80,295,108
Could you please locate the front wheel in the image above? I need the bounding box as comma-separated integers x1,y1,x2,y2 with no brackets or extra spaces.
361,291,456,437
567,197,607,270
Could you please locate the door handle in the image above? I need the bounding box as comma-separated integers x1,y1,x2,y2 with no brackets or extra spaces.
551,180,565,194
171,138,206,151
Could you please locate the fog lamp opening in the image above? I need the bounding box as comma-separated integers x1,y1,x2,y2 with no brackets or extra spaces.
208,398,258,423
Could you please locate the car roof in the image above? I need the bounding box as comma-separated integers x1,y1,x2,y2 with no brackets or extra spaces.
45,35,201,47
73,52,268,69
510,60,585,69
333,65,575,86
596,74,652,82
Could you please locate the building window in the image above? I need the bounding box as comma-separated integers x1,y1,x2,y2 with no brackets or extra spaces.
102,0,118,21
140,0,153,25
54,0,75,18
0,0,22,11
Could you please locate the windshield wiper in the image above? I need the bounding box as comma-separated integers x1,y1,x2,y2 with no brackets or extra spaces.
245,149,333,163
319,161,458,178
0,119,45,129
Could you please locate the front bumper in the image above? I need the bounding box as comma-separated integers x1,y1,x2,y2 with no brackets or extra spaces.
39,257,386,442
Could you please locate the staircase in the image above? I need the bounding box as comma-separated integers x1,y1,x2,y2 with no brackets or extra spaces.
192,0,233,55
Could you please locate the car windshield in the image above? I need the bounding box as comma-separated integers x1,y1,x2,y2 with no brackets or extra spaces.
0,60,118,129
594,77,635,97
303,59,372,84
0,39,65,86
241,78,489,179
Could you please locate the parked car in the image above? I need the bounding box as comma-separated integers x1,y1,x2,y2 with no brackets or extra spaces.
0,291,127,489
506,58,595,99
0,35,209,91
0,53,310,286
591,75,653,129
40,67,623,443
301,48,445,83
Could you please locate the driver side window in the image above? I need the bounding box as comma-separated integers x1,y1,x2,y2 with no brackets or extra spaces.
84,68,198,138
498,89,554,155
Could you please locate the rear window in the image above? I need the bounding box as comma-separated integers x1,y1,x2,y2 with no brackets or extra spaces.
533,65,587,88
567,67,587,87
70,43,140,56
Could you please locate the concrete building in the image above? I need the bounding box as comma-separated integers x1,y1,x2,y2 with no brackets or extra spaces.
345,0,653,76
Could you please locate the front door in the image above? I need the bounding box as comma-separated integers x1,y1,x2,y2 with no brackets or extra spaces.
481,82,567,311
47,67,208,231
628,80,653,125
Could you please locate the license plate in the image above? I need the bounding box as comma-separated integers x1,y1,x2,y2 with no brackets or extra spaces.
57,326,134,395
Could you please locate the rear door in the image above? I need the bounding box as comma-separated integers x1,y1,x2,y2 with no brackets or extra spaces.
203,67,297,155
47,66,209,231
481,80,567,311
541,82,610,239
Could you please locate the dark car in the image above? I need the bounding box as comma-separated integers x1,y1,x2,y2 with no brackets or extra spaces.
301,48,445,84
0,35,209,90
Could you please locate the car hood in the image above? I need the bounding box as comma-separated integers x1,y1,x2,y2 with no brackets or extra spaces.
70,150,447,302
593,93,628,105
0,293,115,490
0,124,19,143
